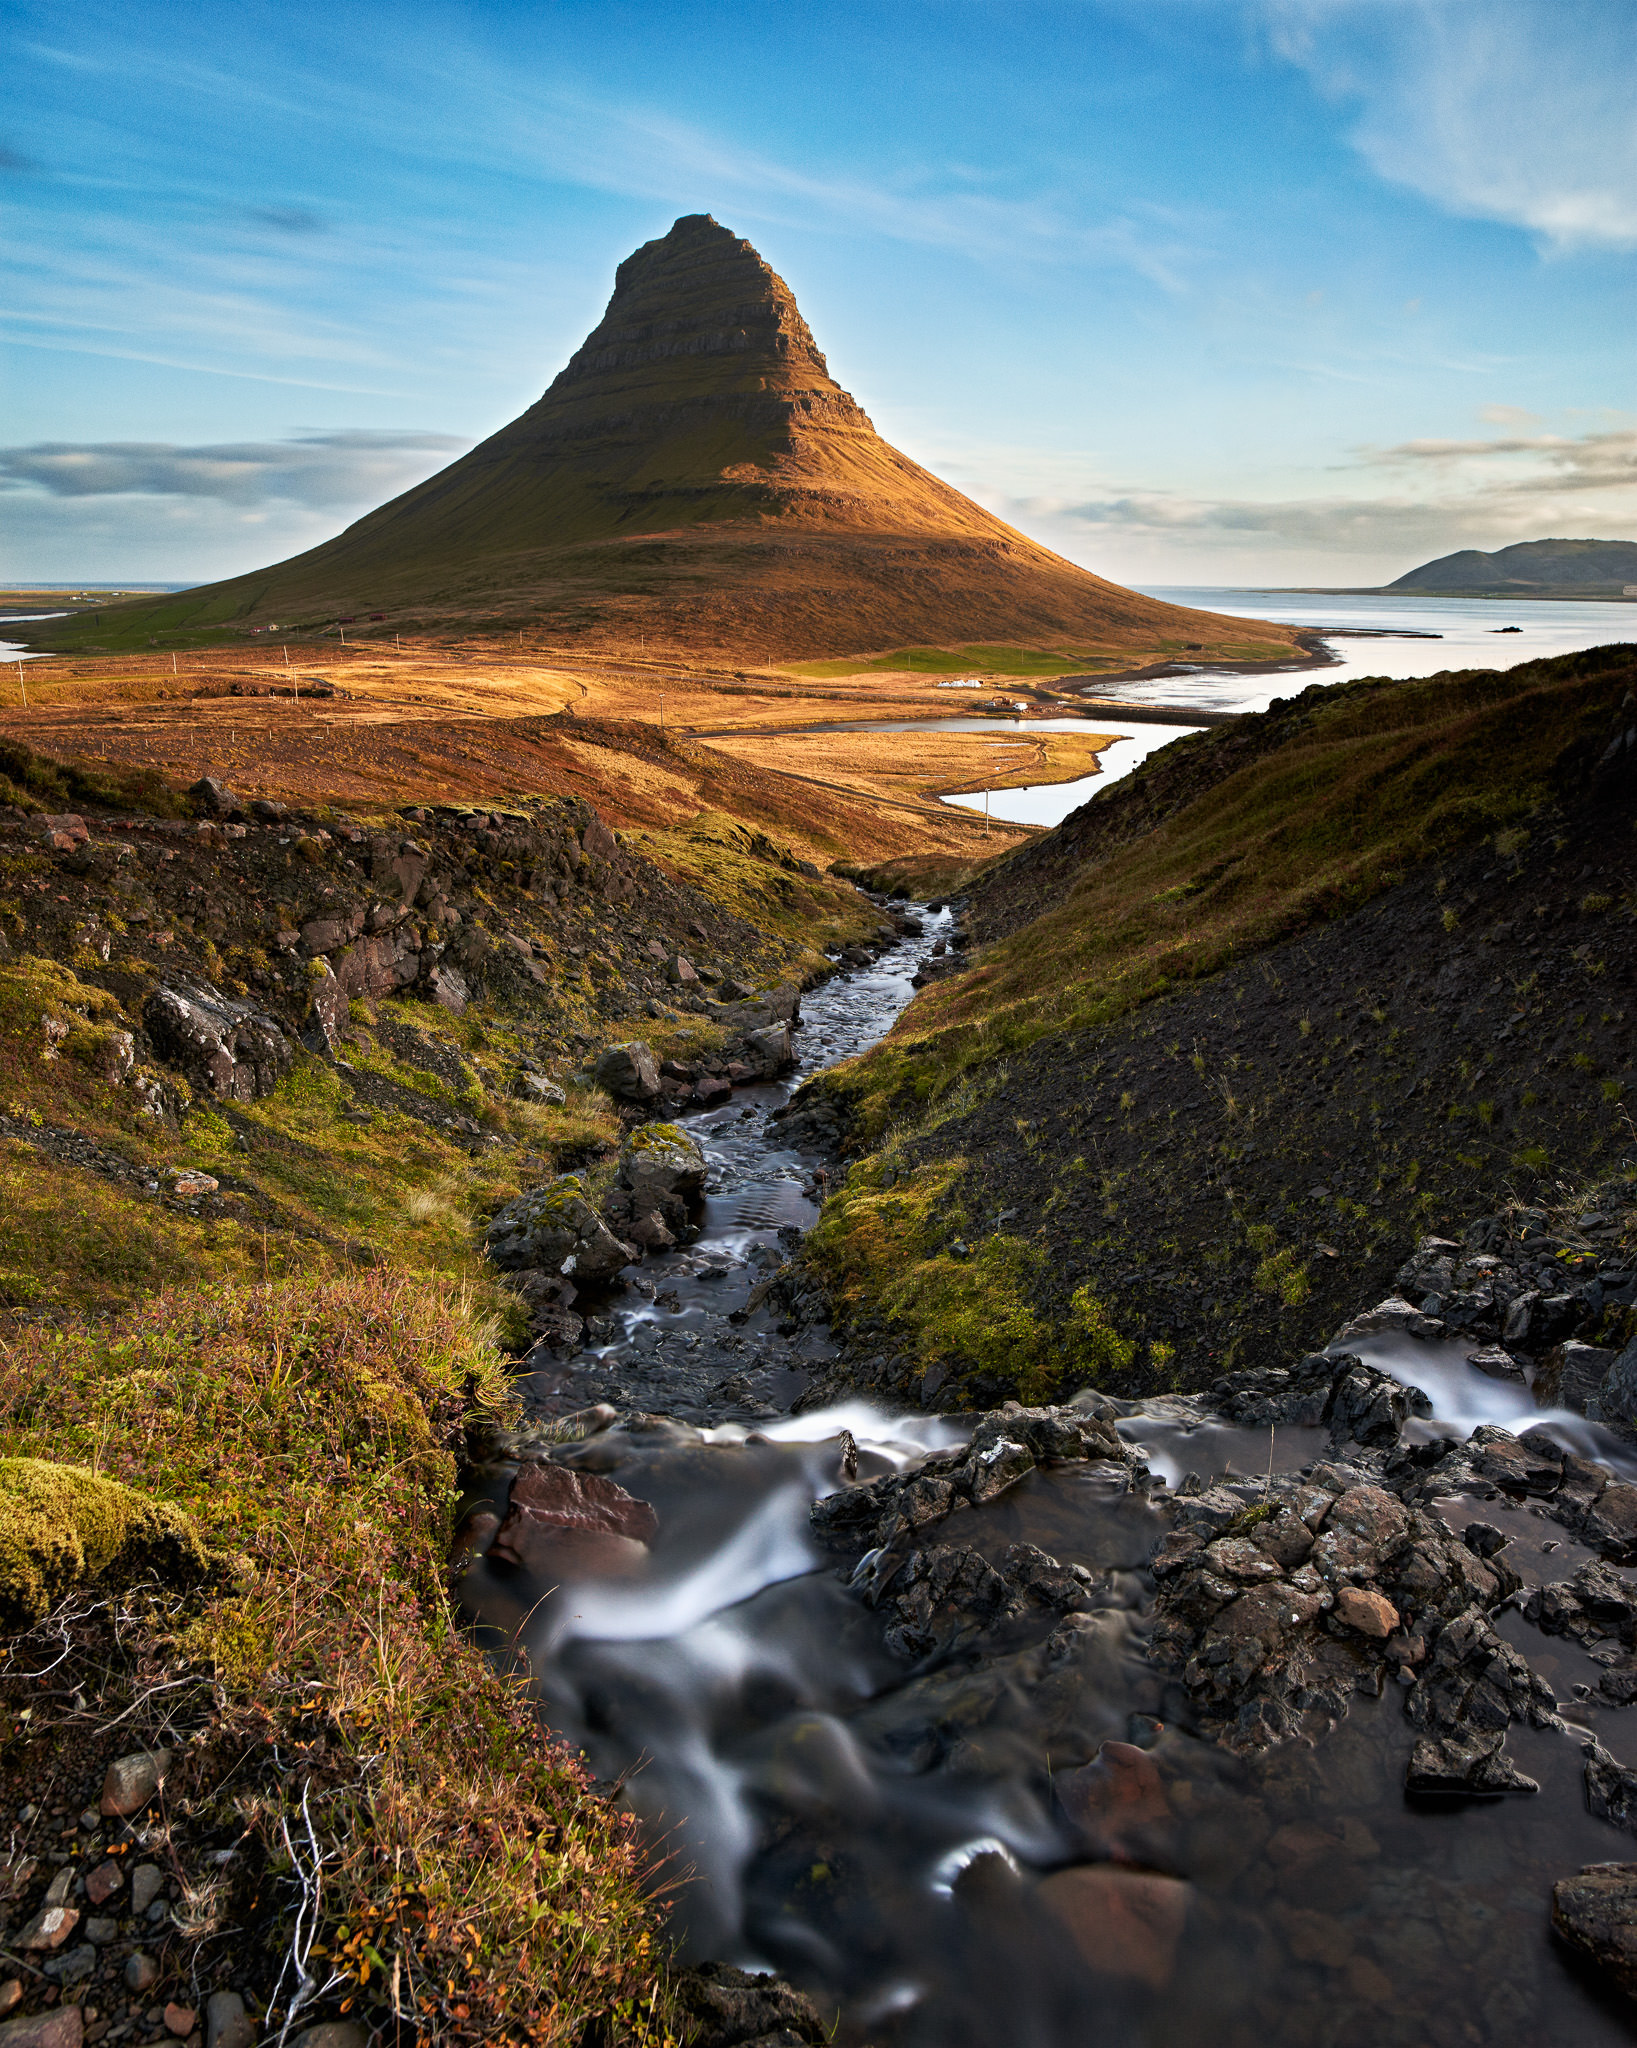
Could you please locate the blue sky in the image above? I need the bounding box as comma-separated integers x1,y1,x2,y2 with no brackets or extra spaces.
3,0,1634,587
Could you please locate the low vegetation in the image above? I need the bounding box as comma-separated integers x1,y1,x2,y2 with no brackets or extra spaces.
0,1274,674,2043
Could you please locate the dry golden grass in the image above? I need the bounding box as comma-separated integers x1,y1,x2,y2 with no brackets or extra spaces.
706,726,1117,806
0,639,1042,866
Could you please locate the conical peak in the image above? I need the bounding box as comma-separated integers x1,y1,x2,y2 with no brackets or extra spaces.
543,213,849,414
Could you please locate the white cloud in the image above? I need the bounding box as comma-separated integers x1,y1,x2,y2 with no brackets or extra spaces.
0,429,468,507
1261,0,1637,249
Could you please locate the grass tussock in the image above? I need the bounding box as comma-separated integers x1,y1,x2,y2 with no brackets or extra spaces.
0,1271,675,2044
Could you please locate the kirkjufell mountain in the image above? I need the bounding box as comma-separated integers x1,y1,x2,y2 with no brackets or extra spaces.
73,215,1301,660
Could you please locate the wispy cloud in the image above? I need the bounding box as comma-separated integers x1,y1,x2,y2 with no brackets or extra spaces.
1260,0,1637,250
1004,412,1637,565
0,430,468,507
1357,423,1637,494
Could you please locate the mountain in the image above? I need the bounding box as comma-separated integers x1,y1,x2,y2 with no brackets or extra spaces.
40,215,1300,664
1388,537,1637,597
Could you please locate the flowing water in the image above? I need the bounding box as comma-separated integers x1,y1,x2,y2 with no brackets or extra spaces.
460,909,1637,2046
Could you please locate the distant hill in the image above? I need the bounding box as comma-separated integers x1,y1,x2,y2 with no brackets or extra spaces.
1388,538,1637,597
27,214,1300,667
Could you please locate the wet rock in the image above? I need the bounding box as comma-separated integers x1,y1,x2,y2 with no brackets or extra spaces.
1333,1586,1400,1637
673,1961,830,2047
144,980,292,1102
1055,1739,1171,1864
1036,1866,1192,1990
1581,1481,1637,1562
487,1461,657,1576
742,1022,794,1078
485,1174,636,1283
1584,1738,1637,1832
1212,1351,1424,1447
1467,1344,1525,1380
813,1405,1132,1554
1470,1425,1563,1497
1600,1337,1637,1431
1538,1339,1616,1414
1553,1862,1637,1999
879,1544,1016,1660
1406,1730,1539,1797
595,1040,661,1102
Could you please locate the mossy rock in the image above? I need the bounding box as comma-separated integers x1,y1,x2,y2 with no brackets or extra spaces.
0,1458,212,1628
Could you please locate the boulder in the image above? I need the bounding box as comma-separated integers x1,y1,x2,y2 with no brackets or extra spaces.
484,1175,635,1283
187,775,241,817
1539,1340,1616,1414
618,1123,706,1210
143,979,292,1102
743,1022,794,1078
1553,1862,1637,2000
1055,1740,1172,1865
595,1040,661,1102
37,813,88,853
664,954,698,985
515,1071,566,1106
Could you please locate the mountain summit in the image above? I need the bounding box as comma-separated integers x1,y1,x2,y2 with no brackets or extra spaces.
70,216,1301,661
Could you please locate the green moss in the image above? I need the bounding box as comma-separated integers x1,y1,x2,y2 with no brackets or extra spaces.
0,1456,211,1626
805,1158,1132,1402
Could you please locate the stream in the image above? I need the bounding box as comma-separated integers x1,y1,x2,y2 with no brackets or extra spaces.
459,912,1637,2046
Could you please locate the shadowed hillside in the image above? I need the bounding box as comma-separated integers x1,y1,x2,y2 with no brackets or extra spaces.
791,642,1637,1407
28,215,1305,669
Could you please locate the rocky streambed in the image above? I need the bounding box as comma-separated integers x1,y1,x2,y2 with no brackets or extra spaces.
455,908,1637,2047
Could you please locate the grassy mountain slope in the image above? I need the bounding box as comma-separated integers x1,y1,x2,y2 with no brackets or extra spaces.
798,642,1637,1406
24,217,1305,669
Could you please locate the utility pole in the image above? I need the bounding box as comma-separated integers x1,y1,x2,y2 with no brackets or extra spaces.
16,662,26,707
660,689,665,734
984,789,990,838
172,653,177,675
283,643,290,666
